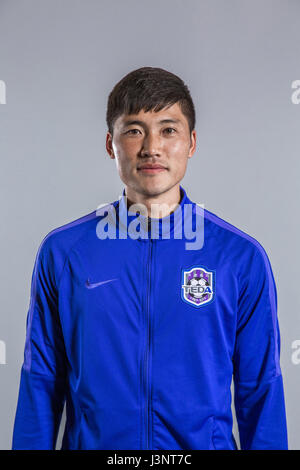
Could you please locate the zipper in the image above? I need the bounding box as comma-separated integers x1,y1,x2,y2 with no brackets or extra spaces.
143,227,153,449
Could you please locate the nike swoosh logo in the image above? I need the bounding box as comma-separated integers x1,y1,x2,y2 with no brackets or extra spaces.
85,278,119,289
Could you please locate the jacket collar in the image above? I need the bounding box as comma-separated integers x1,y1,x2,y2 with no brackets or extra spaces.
111,185,200,242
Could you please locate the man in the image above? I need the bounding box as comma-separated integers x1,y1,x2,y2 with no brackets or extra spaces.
12,67,288,450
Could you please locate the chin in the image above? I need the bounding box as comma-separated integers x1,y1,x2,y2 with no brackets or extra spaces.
140,183,173,198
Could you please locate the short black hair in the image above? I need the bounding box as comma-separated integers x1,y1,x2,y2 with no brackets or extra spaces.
106,67,196,137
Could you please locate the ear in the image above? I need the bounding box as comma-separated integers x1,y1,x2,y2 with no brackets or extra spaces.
188,130,196,159
106,132,115,160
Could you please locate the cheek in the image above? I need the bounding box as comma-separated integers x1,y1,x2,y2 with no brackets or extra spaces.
122,138,141,152
116,154,136,178
168,144,189,171
167,139,190,158
113,137,137,157
175,160,189,176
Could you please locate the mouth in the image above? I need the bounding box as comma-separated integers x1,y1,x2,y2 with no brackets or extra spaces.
137,165,168,174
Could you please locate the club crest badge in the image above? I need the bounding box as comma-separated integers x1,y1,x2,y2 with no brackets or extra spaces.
181,266,215,307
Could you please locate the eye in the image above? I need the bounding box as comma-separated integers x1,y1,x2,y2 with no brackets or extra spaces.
126,129,141,135
164,127,176,134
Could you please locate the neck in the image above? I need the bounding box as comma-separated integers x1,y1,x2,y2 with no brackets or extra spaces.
124,184,182,219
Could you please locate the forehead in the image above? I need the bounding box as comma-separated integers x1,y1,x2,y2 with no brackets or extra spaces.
115,102,188,128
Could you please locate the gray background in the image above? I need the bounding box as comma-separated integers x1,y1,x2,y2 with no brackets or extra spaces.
0,0,299,450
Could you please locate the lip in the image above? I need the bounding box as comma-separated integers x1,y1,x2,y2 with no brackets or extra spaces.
139,168,166,174
137,164,167,174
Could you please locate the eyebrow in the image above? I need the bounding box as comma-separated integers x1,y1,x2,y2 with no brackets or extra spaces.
122,118,182,127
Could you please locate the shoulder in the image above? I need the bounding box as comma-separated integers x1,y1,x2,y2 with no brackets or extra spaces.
203,206,274,277
31,207,109,287
39,209,98,255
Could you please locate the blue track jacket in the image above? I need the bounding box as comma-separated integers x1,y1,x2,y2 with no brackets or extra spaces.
12,186,288,450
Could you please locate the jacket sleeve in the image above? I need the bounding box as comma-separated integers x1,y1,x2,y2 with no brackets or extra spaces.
232,245,288,450
12,236,68,450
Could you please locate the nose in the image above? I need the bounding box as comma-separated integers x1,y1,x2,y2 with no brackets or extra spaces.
140,132,161,158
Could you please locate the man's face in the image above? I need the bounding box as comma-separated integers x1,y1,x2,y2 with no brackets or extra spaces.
106,102,196,199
